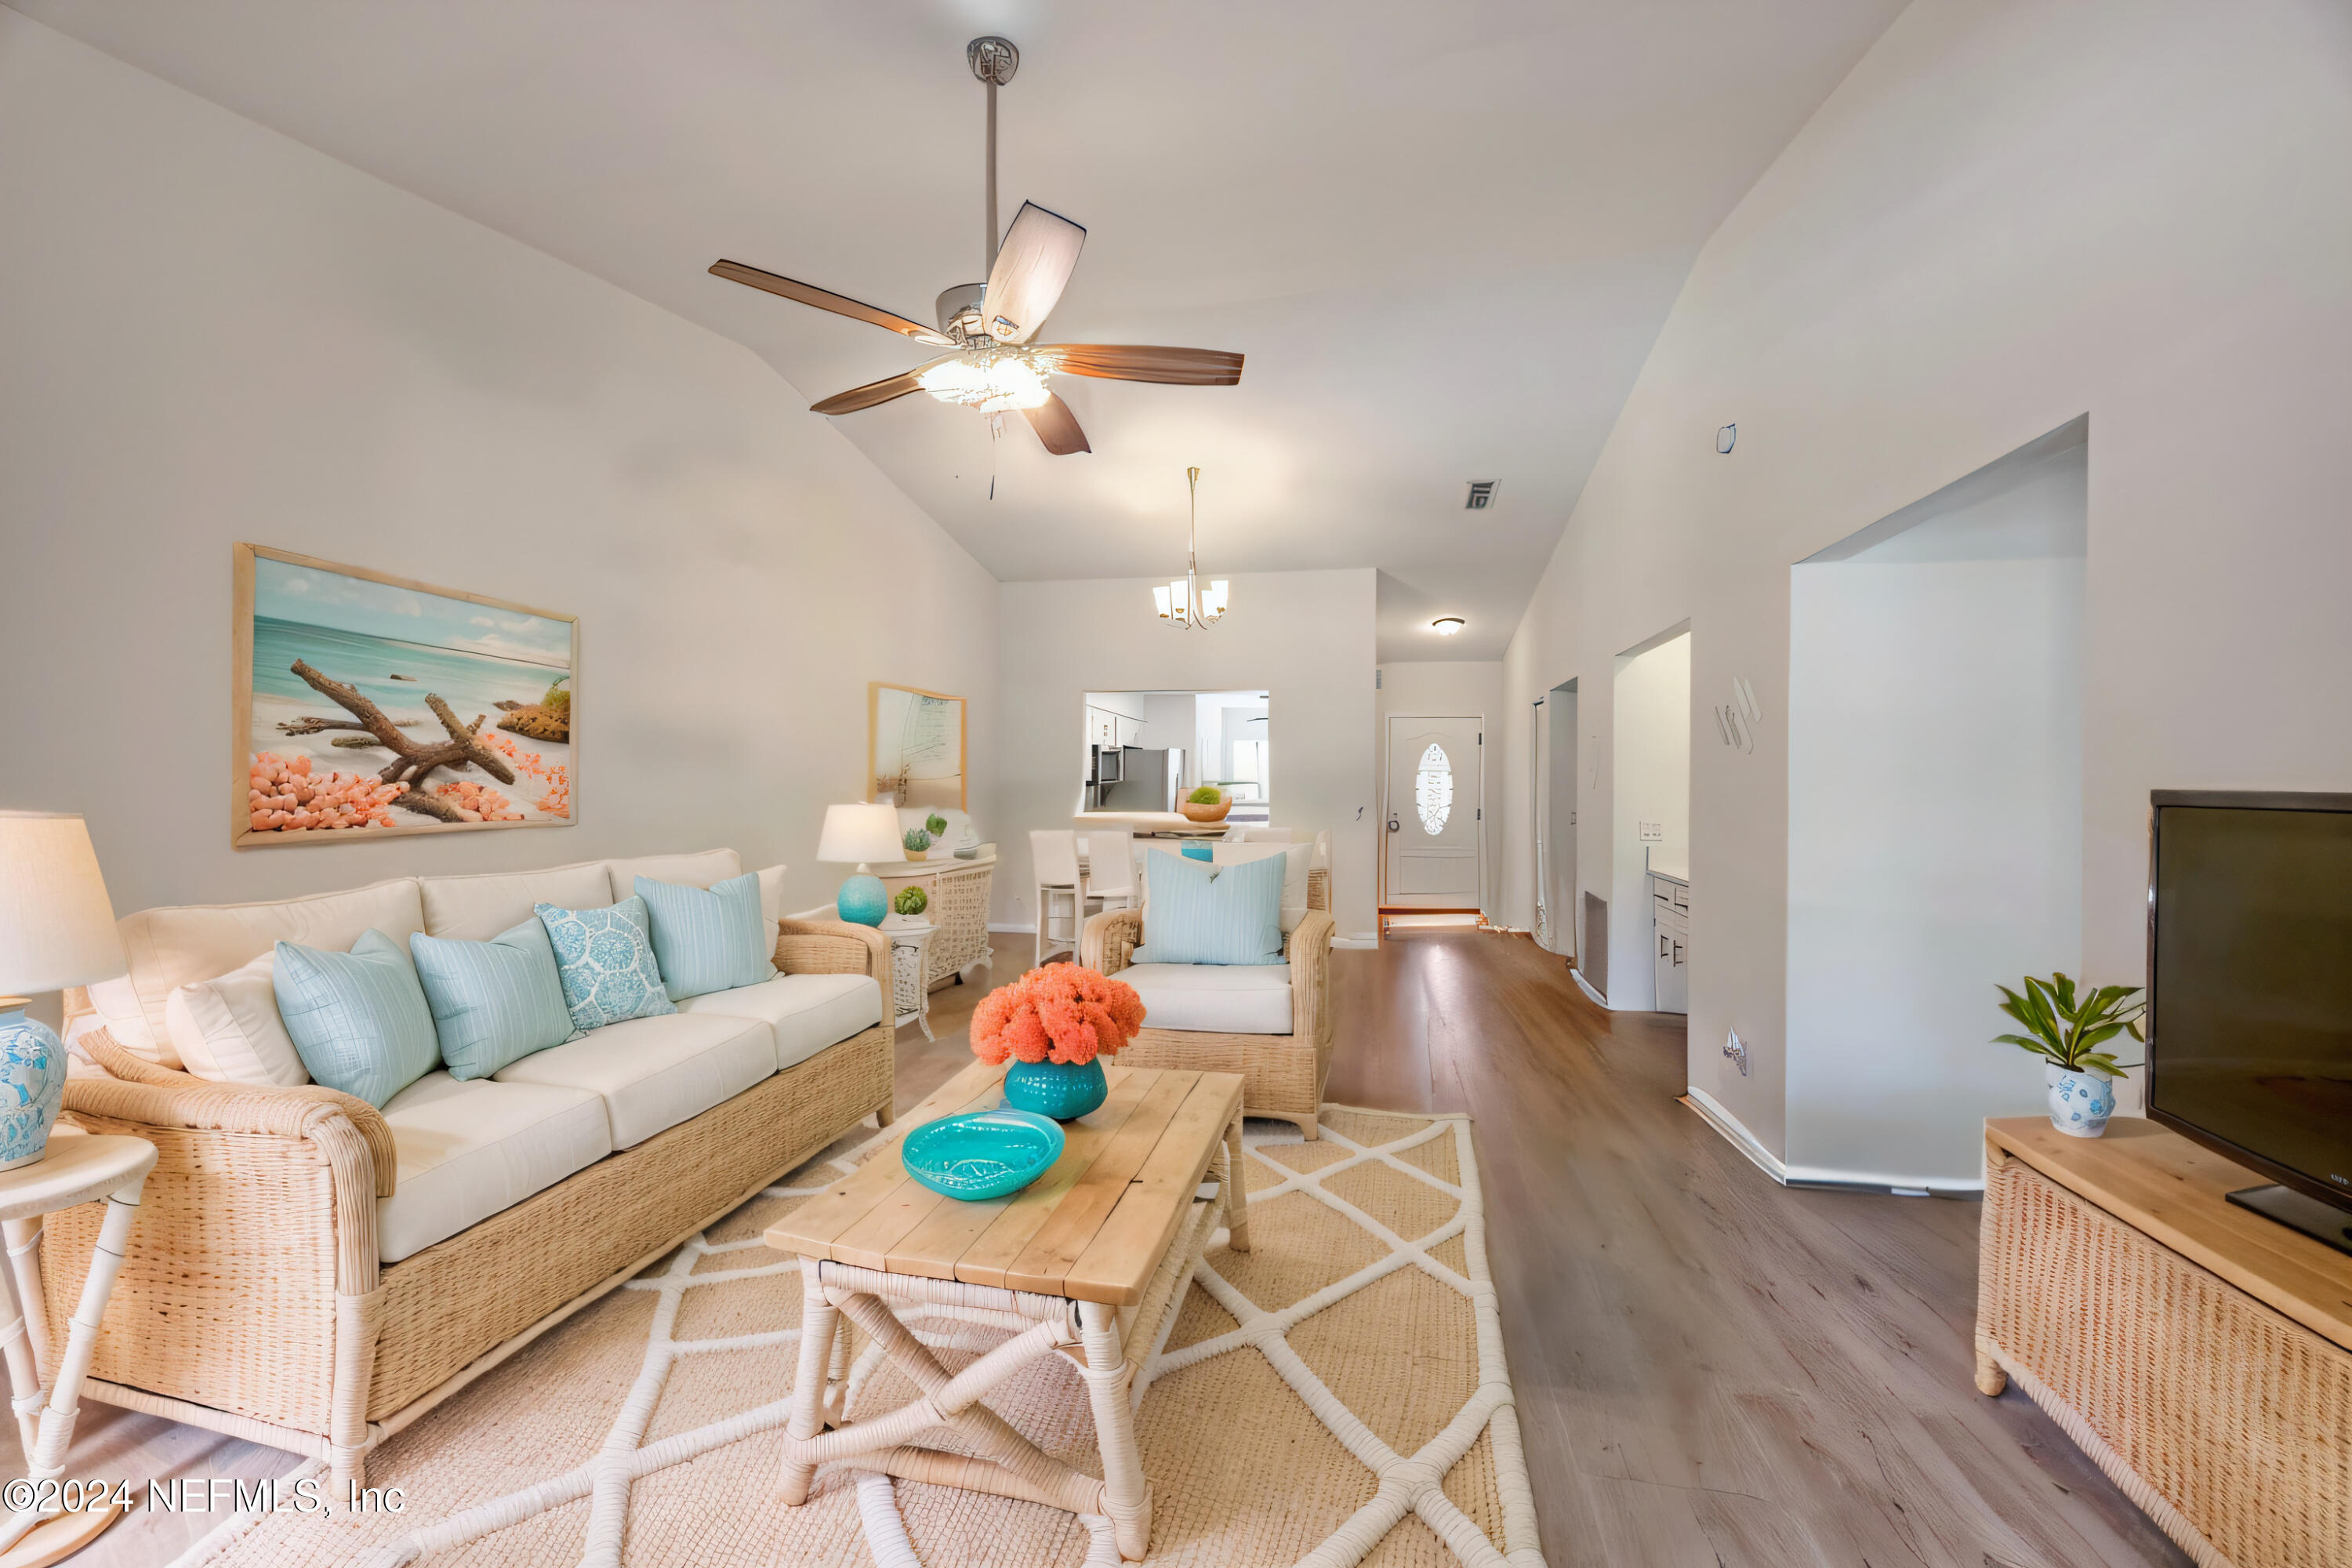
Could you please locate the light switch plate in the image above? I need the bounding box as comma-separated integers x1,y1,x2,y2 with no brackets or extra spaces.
1637,820,1664,843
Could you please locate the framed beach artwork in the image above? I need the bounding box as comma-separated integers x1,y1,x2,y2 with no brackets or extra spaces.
869,683,965,811
231,545,577,847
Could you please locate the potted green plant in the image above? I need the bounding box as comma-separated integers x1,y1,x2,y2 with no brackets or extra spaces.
925,811,949,843
1180,784,1231,824
1994,973,2145,1138
902,826,932,862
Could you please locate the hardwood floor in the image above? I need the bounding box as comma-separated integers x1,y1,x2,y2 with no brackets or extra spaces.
20,937,2188,1566
1329,931,2188,1568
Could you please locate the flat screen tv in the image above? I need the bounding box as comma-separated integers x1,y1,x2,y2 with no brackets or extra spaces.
2147,790,2352,1254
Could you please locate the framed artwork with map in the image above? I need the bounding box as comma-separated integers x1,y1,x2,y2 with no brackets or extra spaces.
868,683,965,811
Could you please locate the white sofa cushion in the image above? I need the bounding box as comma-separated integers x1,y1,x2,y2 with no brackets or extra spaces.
492,1011,775,1149
116,878,426,1063
165,951,309,1087
376,1072,611,1264
677,973,882,1072
77,974,167,1064
1120,962,1294,1035
419,862,613,941
602,850,742,905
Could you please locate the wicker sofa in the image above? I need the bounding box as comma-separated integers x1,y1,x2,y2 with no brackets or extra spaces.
1080,851,1334,1137
44,849,892,1486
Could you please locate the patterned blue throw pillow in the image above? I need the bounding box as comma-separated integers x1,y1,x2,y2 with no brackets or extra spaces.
410,918,583,1080
634,872,776,1000
272,928,442,1109
1131,851,1287,966
534,896,677,1033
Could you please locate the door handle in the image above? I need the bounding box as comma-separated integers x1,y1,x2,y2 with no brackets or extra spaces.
1386,815,1400,833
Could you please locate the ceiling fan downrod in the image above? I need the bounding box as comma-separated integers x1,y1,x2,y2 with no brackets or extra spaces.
967,37,1020,270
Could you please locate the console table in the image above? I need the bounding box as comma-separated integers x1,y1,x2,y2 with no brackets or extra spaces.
1977,1117,2351,1568
876,847,994,989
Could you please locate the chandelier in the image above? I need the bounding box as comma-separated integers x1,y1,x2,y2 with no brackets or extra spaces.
1153,466,1229,630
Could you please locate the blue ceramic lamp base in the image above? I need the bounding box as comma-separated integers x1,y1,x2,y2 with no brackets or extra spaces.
837,871,887,927
0,1004,71,1172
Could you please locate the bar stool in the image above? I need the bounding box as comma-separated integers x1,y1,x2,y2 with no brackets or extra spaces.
1082,830,1138,914
1030,829,1083,967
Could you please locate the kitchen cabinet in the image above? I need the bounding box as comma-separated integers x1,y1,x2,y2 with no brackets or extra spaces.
1651,869,1689,1014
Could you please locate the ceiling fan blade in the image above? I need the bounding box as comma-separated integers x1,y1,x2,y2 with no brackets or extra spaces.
710,260,953,347
1044,344,1244,386
810,365,936,416
982,202,1086,343
1023,394,1091,456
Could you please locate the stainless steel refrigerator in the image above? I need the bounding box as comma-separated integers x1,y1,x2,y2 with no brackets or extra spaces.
1099,747,1184,812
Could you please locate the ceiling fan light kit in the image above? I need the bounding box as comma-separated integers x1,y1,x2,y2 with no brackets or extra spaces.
708,36,1241,459
1155,467,1229,631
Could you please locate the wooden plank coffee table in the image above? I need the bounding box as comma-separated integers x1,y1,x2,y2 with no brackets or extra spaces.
765,1060,1249,1562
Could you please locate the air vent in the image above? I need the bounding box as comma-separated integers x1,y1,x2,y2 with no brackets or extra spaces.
1465,481,1497,510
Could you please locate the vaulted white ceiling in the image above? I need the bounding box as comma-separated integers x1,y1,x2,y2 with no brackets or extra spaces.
12,0,1904,659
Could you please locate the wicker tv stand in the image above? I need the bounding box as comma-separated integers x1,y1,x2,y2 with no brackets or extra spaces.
1976,1117,2351,1568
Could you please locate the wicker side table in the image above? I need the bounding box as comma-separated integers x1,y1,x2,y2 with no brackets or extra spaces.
0,1134,157,1566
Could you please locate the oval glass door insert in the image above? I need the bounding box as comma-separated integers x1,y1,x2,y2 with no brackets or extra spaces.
1416,742,1453,835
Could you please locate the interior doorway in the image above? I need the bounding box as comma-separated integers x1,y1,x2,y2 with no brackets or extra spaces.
1538,681,1578,957
1611,627,1691,1011
1383,715,1483,916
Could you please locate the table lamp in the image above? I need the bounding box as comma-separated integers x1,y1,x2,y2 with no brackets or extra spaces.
818,803,904,927
0,812,125,1171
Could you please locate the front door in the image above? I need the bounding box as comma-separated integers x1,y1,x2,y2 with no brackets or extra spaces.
1385,716,1483,909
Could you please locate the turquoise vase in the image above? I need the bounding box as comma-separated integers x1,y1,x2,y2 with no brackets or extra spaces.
0,1006,69,1171
837,873,887,927
1003,1057,1109,1121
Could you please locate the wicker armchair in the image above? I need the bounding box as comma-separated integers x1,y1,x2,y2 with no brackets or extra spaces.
1080,866,1334,1138
42,917,892,1487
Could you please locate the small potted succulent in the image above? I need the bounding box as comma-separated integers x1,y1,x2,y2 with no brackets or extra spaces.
926,811,949,844
1180,784,1231,824
902,826,932,862
883,883,930,931
1994,973,2146,1138
971,964,1145,1120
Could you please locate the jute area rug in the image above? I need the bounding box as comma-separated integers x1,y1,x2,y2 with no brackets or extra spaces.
177,1106,1544,1568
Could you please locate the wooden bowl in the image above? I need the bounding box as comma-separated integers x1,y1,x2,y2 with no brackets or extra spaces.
1180,800,1232,823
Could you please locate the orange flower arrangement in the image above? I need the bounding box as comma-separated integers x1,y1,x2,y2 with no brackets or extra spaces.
971,964,1145,1067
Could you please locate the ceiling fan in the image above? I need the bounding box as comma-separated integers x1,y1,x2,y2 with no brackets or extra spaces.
709,35,1243,458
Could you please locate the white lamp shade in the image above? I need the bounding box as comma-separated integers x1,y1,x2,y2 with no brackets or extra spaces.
0,811,125,995
817,803,906,866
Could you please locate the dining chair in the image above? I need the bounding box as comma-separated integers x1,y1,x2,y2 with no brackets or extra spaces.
1031,829,1084,967
1081,829,1138,914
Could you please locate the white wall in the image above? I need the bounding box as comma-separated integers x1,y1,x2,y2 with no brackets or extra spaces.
1498,0,2352,1180
1610,632,1690,1007
1786,441,2085,1181
1376,662,1504,915
997,571,1378,938
0,13,996,929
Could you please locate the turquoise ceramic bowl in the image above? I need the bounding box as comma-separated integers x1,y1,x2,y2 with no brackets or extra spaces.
901,1109,1065,1201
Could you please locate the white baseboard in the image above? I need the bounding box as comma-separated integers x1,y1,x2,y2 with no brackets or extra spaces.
1570,967,1608,1008
1682,1084,1982,1196
987,922,1036,935
1332,935,1379,949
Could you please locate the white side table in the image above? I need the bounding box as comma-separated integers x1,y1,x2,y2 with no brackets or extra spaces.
884,920,938,1041
0,1134,156,1565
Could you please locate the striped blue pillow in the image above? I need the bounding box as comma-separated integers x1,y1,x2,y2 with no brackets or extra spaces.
634,872,775,1000
272,928,441,1109
1134,851,1287,966
410,919,583,1080
535,896,677,1032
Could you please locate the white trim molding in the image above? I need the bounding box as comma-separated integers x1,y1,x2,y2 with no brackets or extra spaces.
1682,1085,1983,1197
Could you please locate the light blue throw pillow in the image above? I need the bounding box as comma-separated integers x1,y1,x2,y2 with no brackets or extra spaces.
634,872,775,1000
1133,851,1287,966
272,928,441,1109
410,919,583,1080
535,896,677,1032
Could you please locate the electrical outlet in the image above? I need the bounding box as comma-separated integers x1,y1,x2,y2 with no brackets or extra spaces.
1722,1029,1749,1076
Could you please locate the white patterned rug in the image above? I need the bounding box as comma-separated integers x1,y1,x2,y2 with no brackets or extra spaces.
175,1106,1543,1568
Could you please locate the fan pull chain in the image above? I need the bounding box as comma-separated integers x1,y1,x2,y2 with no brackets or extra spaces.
989,414,1004,500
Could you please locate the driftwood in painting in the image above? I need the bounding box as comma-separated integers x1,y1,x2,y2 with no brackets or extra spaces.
278,659,518,808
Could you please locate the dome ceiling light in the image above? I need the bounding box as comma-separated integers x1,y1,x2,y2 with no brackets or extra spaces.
1432,617,1466,636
